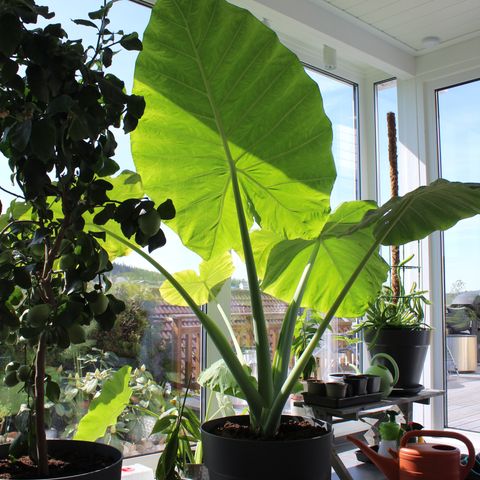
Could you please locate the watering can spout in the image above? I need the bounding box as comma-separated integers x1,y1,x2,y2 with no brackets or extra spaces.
347,435,399,480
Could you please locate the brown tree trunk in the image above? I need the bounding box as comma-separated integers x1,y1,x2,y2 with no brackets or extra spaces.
387,112,400,302
35,333,49,477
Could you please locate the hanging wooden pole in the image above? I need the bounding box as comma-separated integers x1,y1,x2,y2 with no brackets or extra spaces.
387,112,400,302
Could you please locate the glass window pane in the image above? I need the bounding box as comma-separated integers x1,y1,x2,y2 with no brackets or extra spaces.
305,69,358,208
437,79,480,431
375,80,398,205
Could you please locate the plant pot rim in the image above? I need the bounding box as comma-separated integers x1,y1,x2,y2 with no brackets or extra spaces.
366,326,432,332
0,439,122,480
201,414,331,445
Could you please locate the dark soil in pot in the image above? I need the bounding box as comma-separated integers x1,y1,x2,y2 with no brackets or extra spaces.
201,415,332,480
0,440,122,479
214,417,324,440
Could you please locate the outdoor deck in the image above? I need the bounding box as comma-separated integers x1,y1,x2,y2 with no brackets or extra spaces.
447,369,480,431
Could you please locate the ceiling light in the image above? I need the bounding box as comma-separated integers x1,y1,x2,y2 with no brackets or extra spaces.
421,36,441,49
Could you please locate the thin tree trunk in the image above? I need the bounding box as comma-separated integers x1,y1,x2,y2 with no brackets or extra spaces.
387,112,400,302
35,333,49,477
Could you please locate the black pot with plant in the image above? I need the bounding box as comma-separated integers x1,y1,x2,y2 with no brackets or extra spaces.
0,0,173,477
362,279,431,391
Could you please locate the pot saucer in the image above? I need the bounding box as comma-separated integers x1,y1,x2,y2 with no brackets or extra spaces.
390,384,424,396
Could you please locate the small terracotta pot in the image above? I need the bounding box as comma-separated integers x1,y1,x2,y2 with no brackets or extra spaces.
325,382,348,398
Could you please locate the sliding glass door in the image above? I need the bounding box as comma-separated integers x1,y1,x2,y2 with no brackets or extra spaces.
437,79,480,431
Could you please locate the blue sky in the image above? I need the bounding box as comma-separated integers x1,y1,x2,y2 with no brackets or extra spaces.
437,81,480,293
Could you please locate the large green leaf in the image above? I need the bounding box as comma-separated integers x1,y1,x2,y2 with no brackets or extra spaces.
132,0,335,260
256,201,389,317
160,252,234,306
74,365,132,441
369,179,480,245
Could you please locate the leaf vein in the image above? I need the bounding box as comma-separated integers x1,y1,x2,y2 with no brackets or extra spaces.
226,64,288,138
208,14,247,82
218,36,275,109
235,92,311,164
197,0,218,49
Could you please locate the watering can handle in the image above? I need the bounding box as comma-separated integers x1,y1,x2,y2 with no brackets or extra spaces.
401,430,475,480
371,353,399,386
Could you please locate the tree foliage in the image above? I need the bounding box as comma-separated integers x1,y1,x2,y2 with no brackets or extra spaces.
0,0,173,471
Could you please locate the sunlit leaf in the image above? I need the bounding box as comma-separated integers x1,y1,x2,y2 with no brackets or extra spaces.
132,0,335,260
198,359,256,400
160,252,234,306
256,201,389,317
74,365,132,441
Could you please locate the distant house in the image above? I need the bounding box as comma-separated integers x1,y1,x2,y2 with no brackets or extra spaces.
146,289,288,388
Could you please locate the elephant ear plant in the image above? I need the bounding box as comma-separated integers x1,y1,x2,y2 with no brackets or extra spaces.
104,0,480,440
0,0,173,477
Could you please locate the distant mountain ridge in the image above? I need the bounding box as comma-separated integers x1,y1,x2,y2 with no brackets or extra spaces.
110,262,166,285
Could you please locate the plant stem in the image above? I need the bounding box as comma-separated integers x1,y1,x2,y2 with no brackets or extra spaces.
272,241,320,395
387,111,400,302
35,333,48,477
216,302,245,364
227,162,273,406
100,227,264,420
263,237,382,435
86,0,108,70
35,207,69,473
0,185,24,200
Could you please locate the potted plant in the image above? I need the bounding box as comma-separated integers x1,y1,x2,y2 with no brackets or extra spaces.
358,265,431,392
0,0,172,477
99,0,480,479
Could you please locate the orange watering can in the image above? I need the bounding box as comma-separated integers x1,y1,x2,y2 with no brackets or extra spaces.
348,430,476,480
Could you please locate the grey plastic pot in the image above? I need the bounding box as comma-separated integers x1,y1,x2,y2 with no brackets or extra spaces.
201,415,332,480
0,439,122,480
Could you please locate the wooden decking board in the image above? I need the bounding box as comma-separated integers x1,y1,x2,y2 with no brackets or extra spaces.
447,370,480,430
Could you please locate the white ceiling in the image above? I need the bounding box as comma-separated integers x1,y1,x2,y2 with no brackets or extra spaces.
308,0,480,54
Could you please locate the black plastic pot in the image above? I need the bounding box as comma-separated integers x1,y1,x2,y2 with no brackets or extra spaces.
0,439,123,479
365,328,431,389
201,415,332,480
